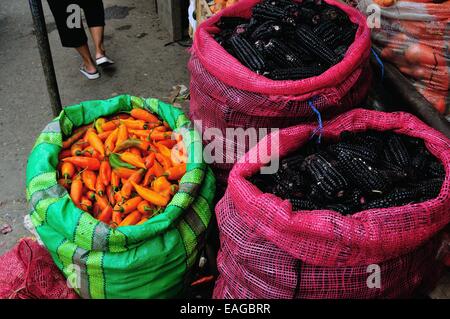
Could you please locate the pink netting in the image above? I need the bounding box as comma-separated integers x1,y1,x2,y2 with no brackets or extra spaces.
189,0,372,183
0,238,79,299
213,109,450,299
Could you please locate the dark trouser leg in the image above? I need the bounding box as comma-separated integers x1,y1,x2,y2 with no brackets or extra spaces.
47,0,87,48
47,0,96,72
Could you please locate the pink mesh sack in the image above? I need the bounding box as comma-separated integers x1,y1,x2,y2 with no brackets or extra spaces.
213,109,450,299
0,238,79,299
189,0,372,182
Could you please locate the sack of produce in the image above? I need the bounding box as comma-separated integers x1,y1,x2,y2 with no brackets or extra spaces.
189,0,372,181
0,238,79,299
213,108,450,298
357,0,449,115
26,95,216,299
210,0,243,14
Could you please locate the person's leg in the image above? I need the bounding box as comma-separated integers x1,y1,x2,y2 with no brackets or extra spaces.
75,44,97,73
89,26,106,59
81,0,107,59
47,0,98,75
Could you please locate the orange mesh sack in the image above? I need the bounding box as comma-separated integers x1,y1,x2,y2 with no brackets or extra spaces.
358,0,450,115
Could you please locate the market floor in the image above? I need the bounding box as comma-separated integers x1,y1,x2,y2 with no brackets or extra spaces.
0,0,189,254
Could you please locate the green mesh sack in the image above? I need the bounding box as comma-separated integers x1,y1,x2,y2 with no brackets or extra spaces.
26,95,216,299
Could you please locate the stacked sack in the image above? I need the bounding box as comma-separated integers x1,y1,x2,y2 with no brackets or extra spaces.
213,109,450,298
189,0,372,183
358,0,450,115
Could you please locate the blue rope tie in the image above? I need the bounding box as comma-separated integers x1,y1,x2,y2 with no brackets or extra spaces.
371,48,384,82
308,99,323,143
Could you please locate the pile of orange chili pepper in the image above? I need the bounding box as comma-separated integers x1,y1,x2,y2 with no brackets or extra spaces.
57,108,187,228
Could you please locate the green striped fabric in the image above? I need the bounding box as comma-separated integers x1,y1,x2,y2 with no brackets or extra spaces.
26,95,215,299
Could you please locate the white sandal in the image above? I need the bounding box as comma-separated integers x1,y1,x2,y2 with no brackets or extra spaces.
96,55,115,66
80,66,100,80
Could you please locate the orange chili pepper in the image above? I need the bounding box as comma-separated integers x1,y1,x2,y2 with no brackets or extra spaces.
130,181,170,207
119,152,146,169
114,124,128,152
92,202,101,218
114,191,124,204
101,120,119,132
137,200,154,215
70,141,87,156
152,161,165,177
130,108,160,123
62,157,101,170
111,171,120,191
70,176,83,206
113,167,137,179
95,175,105,196
58,149,73,160
106,185,116,206
152,176,172,197
97,130,112,141
157,139,177,149
83,145,93,155
118,210,142,227
121,169,145,199
120,119,147,130
97,205,112,223
145,153,156,169
150,131,173,141
95,194,109,211
62,127,88,149
84,147,102,160
156,153,172,170
129,147,142,157
155,143,173,159
80,197,92,211
191,275,215,287
127,129,150,138
111,211,123,227
99,161,111,187
86,129,105,159
114,196,142,214
153,125,167,132
61,162,75,180
82,170,97,191
142,168,155,187
105,127,119,156
115,139,151,153
86,190,96,201
116,113,131,120
143,159,166,186
165,163,186,181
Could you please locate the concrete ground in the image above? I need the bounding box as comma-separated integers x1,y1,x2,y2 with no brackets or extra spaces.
0,0,190,254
